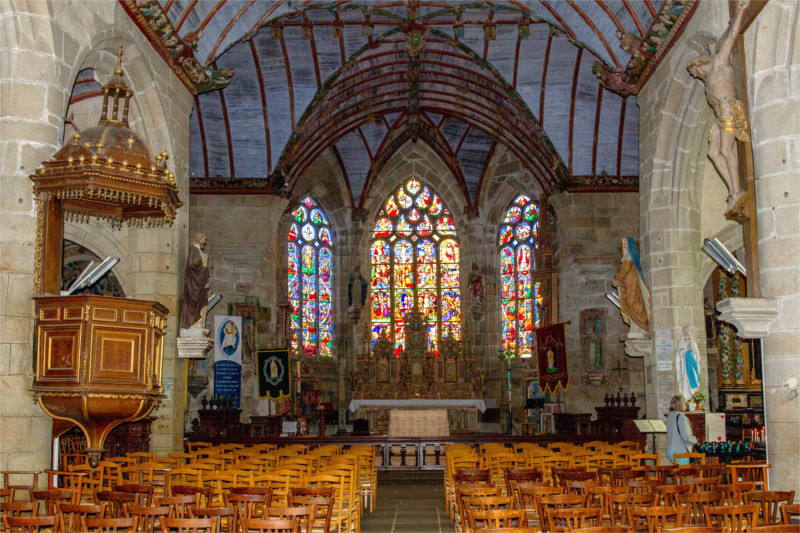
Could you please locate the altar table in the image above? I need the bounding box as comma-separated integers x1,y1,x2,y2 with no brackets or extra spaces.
349,399,485,434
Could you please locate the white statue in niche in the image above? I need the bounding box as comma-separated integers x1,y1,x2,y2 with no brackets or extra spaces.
676,326,701,402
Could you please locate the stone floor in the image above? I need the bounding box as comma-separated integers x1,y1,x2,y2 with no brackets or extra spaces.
360,471,450,533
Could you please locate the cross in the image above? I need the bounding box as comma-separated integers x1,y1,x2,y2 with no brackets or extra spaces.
612,360,628,380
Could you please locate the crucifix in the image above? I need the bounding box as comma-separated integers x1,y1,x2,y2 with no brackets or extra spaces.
688,0,767,297
612,359,629,383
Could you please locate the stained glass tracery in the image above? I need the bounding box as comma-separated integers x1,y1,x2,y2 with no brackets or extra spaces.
288,196,333,356
371,179,461,355
499,194,546,358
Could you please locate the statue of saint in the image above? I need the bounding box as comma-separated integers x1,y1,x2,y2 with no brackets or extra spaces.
468,262,484,306
585,320,603,371
687,0,750,214
180,233,209,331
613,237,650,333
676,327,701,402
347,265,367,308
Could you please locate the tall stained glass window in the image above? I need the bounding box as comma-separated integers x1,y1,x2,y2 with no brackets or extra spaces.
288,196,333,356
499,194,547,358
370,178,461,355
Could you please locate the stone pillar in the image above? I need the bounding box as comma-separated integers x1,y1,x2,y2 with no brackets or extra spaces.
0,5,64,473
748,0,800,497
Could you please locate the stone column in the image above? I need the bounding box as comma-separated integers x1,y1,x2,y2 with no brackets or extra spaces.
0,5,65,473
748,0,800,496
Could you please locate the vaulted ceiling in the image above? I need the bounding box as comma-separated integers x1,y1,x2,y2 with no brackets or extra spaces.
155,1,663,208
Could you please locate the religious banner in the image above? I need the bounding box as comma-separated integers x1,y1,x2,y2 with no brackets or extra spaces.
258,349,291,400
536,322,568,394
214,316,242,407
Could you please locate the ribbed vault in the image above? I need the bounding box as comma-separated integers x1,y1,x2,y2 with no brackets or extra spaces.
156,1,653,206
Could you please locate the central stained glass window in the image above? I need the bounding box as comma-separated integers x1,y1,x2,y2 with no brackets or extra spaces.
288,196,333,356
370,178,461,356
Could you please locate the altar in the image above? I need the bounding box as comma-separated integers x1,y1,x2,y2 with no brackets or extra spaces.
349,399,486,435
350,308,484,434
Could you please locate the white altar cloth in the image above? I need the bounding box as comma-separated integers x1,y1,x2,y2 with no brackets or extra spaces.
348,398,487,412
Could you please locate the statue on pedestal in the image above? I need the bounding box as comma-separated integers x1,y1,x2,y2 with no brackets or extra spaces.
347,265,368,324
676,327,701,402
180,233,209,335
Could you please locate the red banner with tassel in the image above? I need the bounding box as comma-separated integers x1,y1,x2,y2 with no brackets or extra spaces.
537,322,568,394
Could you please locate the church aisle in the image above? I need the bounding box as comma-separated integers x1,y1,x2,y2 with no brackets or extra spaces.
361,471,448,533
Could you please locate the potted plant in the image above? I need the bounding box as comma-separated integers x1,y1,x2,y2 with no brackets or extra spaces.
692,392,705,411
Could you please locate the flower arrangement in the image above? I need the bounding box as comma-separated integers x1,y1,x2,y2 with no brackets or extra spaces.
692,392,705,403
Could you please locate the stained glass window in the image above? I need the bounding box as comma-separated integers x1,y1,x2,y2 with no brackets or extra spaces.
499,194,547,357
370,178,461,355
288,196,333,356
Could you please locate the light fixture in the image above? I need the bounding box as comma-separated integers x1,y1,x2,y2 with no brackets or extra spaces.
702,238,746,276
62,257,120,295
605,291,621,309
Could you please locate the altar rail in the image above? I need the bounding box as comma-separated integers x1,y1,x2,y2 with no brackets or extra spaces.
183,433,599,471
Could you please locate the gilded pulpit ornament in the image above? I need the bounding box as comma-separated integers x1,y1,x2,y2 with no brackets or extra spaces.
29,48,176,466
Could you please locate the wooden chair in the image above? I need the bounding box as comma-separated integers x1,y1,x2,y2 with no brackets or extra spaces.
32,489,76,516
672,453,704,466
0,501,38,524
749,526,799,533
168,469,203,491
3,516,56,533
652,484,690,506
160,517,217,533
190,507,235,533
716,482,755,505
627,505,682,532
677,491,722,526
517,486,563,531
125,505,168,533
746,490,795,526
82,517,136,532
95,492,135,518
241,518,298,533
610,469,645,488
465,495,516,531
625,480,657,496
564,479,599,497
57,502,104,532
781,503,800,525
456,486,502,533
564,526,634,533
171,487,214,508
504,469,543,500
704,504,759,532
225,493,268,532
136,464,170,498
727,462,770,491
112,484,153,507
156,496,197,519
660,527,721,533
680,476,721,494
1,472,39,502
263,507,313,533
629,454,660,469
584,486,625,526
44,470,86,504
609,493,654,527
469,508,528,530
546,507,601,532
287,495,333,533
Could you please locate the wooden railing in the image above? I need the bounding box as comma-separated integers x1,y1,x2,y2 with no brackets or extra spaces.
183,433,599,471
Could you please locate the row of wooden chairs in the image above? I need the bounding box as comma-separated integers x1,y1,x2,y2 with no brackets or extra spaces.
448,466,796,533
1,485,336,533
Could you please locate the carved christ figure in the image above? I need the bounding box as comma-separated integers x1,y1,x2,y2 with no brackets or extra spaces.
687,0,751,214
180,233,209,330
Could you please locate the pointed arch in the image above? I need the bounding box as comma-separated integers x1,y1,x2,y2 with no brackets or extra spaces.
288,195,334,356
370,178,461,355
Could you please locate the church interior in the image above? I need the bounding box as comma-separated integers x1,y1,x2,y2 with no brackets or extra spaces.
2,0,799,528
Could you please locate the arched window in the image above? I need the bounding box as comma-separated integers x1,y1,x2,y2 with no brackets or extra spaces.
370,178,461,355
288,196,333,356
498,194,552,358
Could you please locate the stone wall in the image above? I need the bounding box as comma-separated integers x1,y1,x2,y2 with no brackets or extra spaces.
550,192,644,416
0,1,192,471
